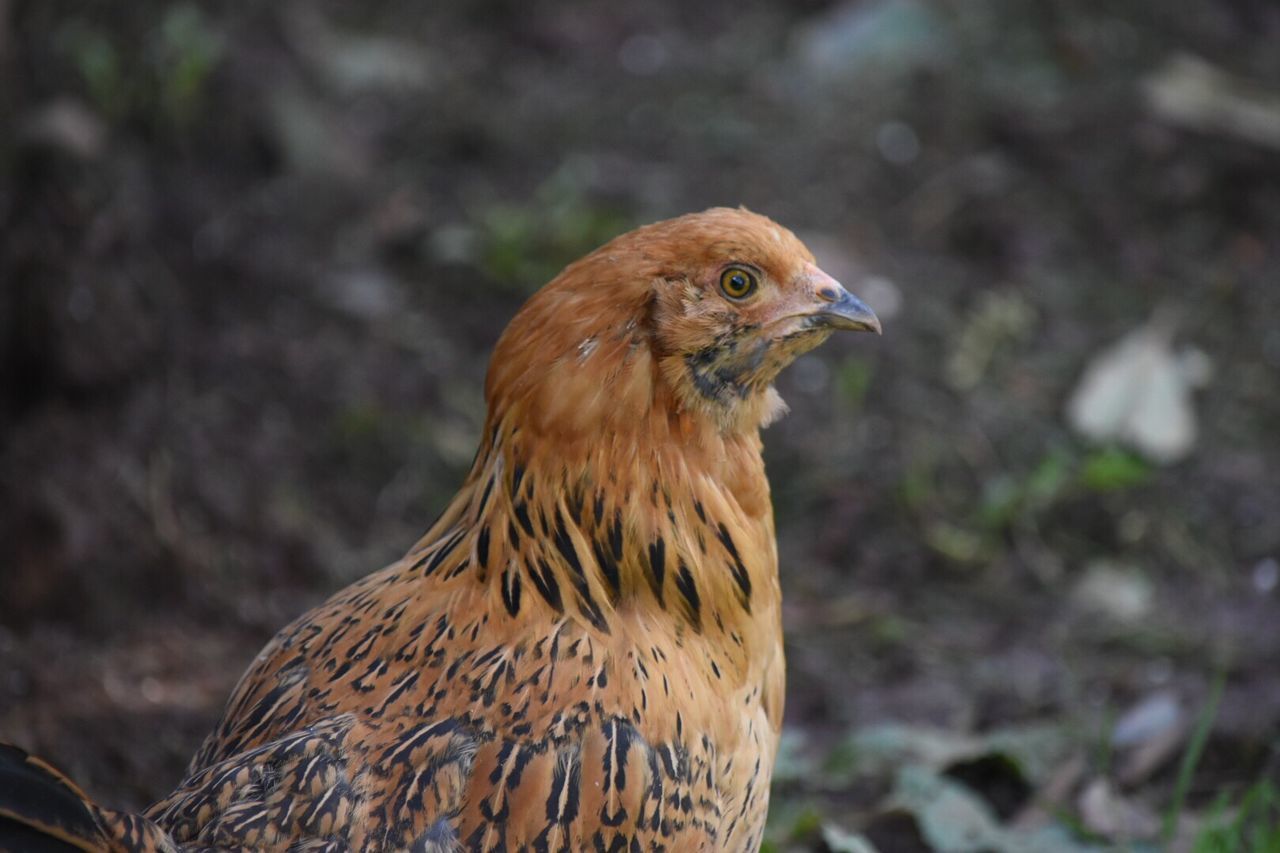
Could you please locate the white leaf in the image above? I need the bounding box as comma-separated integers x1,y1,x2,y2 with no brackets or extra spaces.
1066,317,1204,463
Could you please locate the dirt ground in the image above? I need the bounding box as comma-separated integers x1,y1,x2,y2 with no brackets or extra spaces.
2,1,1278,849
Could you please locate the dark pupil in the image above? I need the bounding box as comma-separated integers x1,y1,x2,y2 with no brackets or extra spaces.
730,273,746,291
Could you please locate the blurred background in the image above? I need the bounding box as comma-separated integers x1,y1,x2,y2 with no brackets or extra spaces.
2,1,1278,850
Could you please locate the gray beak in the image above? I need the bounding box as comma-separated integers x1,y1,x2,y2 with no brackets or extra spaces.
804,264,882,334
815,286,882,334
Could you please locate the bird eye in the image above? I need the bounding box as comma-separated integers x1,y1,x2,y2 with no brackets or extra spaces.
719,267,758,300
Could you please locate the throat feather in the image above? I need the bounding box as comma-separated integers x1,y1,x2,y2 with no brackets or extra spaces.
684,338,770,403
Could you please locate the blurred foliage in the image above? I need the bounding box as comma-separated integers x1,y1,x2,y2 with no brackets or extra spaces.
56,3,222,128
1081,448,1152,493
1194,780,1280,853
153,4,224,127
475,168,634,292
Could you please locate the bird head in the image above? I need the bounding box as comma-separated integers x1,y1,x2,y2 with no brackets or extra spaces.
645,209,880,424
486,207,880,440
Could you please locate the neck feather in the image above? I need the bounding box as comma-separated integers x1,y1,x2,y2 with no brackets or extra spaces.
405,400,780,667
405,286,784,667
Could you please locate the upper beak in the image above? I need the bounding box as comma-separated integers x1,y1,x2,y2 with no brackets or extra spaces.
806,266,882,334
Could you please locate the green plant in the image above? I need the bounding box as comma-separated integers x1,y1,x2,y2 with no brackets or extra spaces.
978,446,1072,530
59,23,128,117
1081,447,1151,492
1165,672,1226,843
57,5,223,130
836,358,874,409
153,3,224,127
1193,780,1280,853
475,168,631,292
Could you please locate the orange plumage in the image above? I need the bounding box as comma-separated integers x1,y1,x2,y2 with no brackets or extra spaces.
0,207,879,852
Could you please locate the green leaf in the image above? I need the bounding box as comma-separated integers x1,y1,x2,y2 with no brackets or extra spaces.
1080,448,1151,492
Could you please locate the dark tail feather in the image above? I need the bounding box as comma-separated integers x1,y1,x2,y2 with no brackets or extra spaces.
0,743,109,852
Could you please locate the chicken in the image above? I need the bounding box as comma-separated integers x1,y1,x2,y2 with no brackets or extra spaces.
0,207,880,852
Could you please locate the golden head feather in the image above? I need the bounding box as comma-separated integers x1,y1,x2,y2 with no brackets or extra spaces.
486,207,880,440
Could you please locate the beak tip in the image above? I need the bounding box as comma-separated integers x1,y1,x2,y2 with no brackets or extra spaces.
823,290,882,335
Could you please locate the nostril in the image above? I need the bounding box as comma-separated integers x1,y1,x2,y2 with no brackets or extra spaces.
817,286,841,303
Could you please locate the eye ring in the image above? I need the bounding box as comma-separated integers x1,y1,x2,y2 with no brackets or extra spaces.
719,266,758,300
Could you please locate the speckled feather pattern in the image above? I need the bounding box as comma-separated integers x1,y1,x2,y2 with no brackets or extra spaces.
1,208,869,853
148,422,783,851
